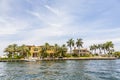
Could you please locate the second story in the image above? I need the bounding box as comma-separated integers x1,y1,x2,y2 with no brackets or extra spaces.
73,47,90,54
26,45,55,54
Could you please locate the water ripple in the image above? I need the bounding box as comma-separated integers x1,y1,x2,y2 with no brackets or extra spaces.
0,60,120,80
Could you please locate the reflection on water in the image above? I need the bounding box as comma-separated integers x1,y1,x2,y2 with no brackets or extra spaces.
0,60,120,80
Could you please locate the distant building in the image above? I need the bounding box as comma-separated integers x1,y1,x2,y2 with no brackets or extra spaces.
27,45,54,59
73,47,90,56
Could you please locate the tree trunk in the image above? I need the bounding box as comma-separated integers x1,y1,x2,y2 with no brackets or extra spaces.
78,46,80,57
94,49,96,54
70,47,72,54
103,49,106,54
99,48,102,55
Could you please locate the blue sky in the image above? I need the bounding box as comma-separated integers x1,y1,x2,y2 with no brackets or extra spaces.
0,0,120,55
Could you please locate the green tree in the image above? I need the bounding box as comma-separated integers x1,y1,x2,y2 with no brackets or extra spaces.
67,38,74,54
44,43,50,50
18,44,30,58
101,43,107,54
113,51,120,58
92,44,97,54
59,44,67,57
76,38,83,56
97,44,102,55
105,41,114,56
54,44,60,57
40,47,47,59
4,44,18,58
44,43,50,57
4,45,13,58
89,45,94,54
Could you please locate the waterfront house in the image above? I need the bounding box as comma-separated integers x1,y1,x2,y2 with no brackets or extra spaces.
27,45,55,59
73,47,90,56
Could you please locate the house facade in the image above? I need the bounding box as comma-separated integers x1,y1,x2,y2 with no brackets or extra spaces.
73,47,90,56
27,45,54,59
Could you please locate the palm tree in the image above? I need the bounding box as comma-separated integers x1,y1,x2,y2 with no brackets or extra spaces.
54,44,60,57
44,43,50,50
89,45,94,54
101,43,107,54
62,44,66,48
44,43,50,57
18,44,30,58
4,44,18,58
92,44,97,54
60,44,67,57
12,44,19,56
40,46,47,59
4,45,13,58
76,38,83,56
67,38,74,54
105,41,114,55
97,44,102,55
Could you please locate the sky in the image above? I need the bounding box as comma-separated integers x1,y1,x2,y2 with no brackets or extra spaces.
0,0,120,56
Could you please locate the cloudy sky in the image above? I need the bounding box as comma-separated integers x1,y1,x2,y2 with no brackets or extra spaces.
0,0,120,55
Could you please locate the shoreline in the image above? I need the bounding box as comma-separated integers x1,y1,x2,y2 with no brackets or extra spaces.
39,57,117,61
0,57,118,62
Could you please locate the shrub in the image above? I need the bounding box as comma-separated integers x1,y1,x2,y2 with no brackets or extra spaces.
65,54,72,57
72,53,79,57
112,52,120,58
80,53,91,57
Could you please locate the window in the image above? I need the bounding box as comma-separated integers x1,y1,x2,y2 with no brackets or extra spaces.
34,48,38,51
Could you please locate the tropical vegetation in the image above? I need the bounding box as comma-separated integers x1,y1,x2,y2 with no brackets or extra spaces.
4,44,30,59
4,43,68,59
3,38,118,59
76,38,83,56
89,41,114,56
67,38,74,54
112,51,120,58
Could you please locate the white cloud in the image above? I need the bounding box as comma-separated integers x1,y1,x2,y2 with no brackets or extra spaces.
0,0,120,56
0,17,29,35
44,5,62,16
0,0,11,14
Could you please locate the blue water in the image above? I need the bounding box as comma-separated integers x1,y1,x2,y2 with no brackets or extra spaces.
0,60,120,80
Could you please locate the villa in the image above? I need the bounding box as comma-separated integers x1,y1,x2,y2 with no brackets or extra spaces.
73,47,90,56
27,45,55,59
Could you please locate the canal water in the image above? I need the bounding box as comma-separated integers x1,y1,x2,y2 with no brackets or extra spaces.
0,60,120,80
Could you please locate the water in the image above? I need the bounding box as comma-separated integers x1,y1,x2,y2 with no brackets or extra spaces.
0,60,120,80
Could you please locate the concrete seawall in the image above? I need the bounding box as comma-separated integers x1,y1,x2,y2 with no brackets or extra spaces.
0,57,117,62
0,59,27,62
38,57,117,61
63,57,117,60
